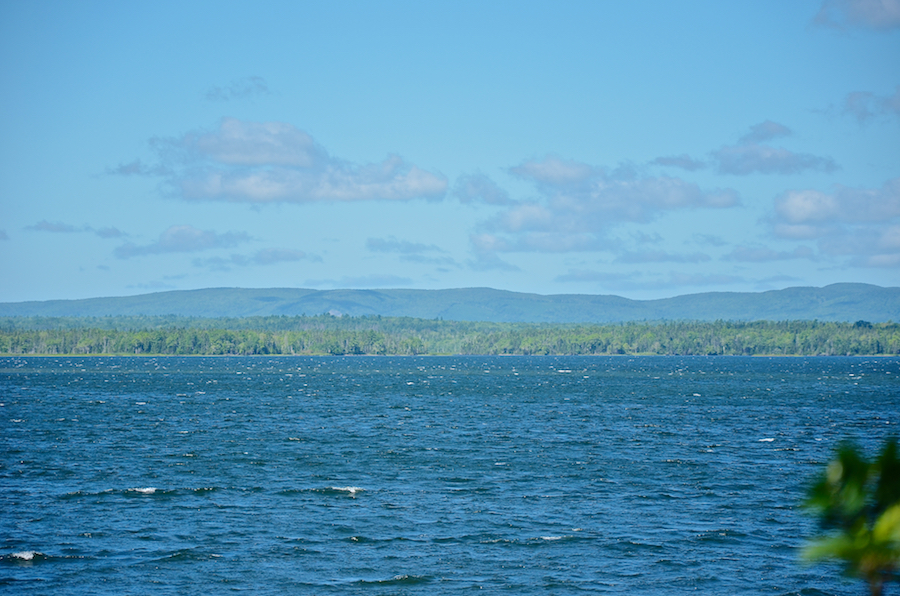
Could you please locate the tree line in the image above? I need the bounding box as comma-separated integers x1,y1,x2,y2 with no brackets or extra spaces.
0,316,898,356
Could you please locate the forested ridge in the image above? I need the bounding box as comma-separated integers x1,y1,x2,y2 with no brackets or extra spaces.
1,316,897,356
3,284,898,323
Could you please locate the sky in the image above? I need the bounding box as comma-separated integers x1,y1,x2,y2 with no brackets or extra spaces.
1,0,898,303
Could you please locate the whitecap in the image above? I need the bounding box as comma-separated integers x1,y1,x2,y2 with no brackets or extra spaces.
131,487,157,494
329,486,363,495
12,551,42,560
758,438,775,442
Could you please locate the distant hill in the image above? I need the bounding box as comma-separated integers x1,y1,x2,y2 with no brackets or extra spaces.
0,284,897,323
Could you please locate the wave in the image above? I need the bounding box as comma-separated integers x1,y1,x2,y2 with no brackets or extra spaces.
1,551,52,564
128,487,158,494
59,486,224,500
349,574,432,586
276,486,366,497
474,534,584,546
323,486,364,496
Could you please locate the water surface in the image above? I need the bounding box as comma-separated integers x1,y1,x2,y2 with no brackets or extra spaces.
2,356,897,594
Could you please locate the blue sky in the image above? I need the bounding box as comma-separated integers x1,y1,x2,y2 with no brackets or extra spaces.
1,0,898,303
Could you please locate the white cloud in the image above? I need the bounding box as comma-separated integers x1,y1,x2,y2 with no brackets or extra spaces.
471,156,739,255
769,177,900,267
738,120,792,144
173,118,322,167
713,142,838,176
654,121,837,176
775,179,900,223
509,155,595,185
453,173,513,205
115,225,250,258
651,154,707,171
707,121,838,175
117,118,448,204
814,0,900,30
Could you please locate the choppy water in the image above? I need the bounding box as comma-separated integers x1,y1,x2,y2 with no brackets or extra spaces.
1,355,898,595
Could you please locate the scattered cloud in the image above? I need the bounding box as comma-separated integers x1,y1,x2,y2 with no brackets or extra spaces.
193,248,313,270
366,237,443,254
95,226,127,239
366,236,458,266
652,121,837,176
26,220,126,238
0,230,8,240
739,120,792,144
712,122,838,175
769,177,900,267
469,156,739,255
114,118,448,204
723,245,816,262
453,173,514,205
304,274,413,288
252,247,313,264
115,224,250,258
614,250,712,264
107,159,170,177
651,154,707,171
509,156,595,185
814,0,900,30
693,233,728,247
466,251,521,272
27,220,80,233
714,144,837,175
842,86,900,122
630,232,663,244
205,76,271,102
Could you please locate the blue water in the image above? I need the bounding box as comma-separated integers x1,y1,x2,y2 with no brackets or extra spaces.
1,355,898,595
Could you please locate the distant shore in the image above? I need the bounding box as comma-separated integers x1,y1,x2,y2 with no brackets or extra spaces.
2,315,897,357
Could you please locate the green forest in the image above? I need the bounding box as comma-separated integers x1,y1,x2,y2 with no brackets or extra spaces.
1,315,897,356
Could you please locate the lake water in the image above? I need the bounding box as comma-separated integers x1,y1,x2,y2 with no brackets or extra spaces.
1,355,898,595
